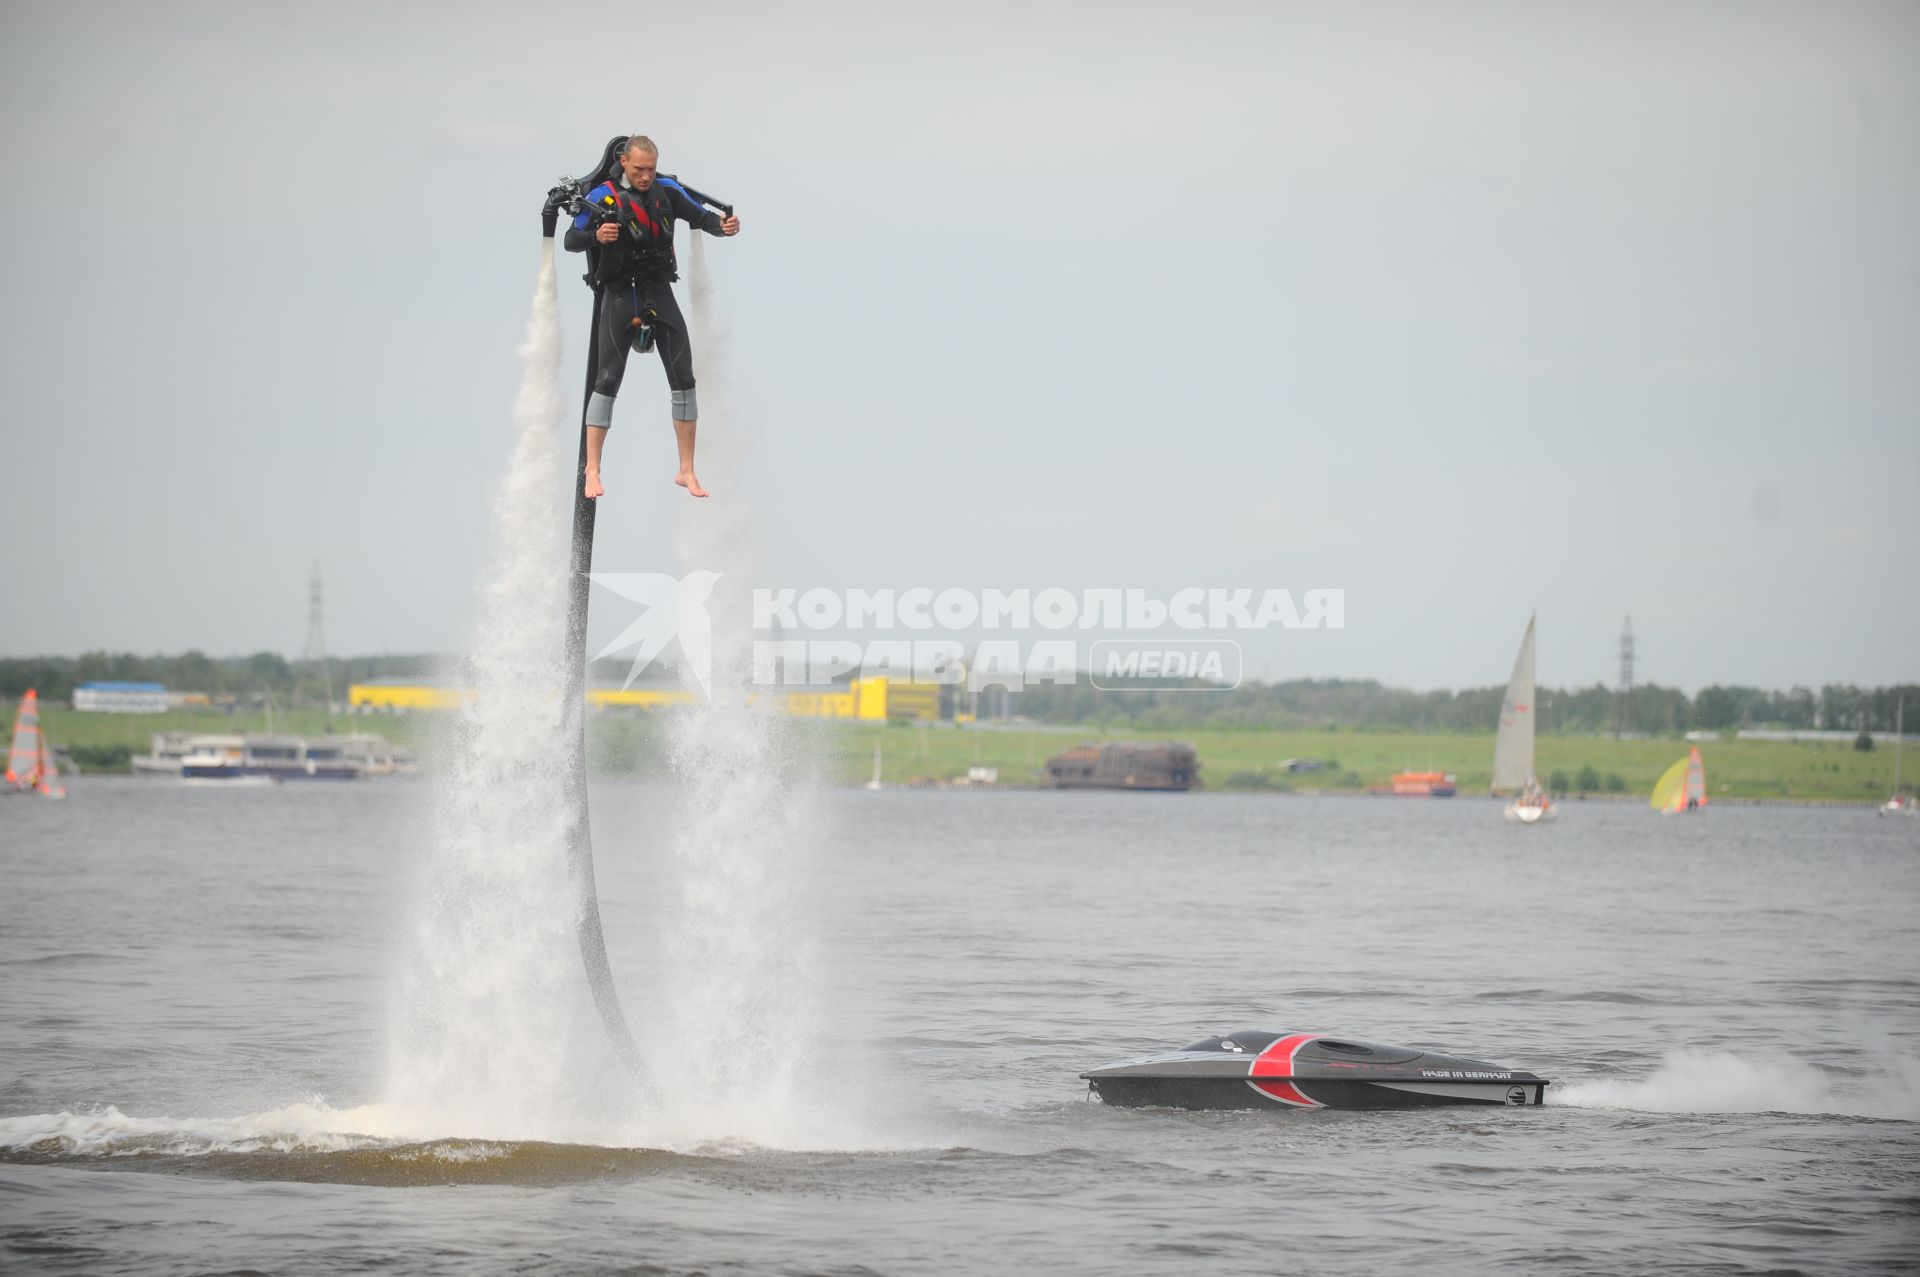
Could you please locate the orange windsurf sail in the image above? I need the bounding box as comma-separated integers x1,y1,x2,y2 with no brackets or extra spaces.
6,689,47,791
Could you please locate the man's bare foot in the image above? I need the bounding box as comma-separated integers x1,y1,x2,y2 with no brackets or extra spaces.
583,467,604,500
674,468,709,499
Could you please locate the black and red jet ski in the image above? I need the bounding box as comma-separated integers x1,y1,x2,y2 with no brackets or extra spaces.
1082,1030,1550,1109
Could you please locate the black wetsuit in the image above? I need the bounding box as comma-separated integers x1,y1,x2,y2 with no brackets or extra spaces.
565,176,726,422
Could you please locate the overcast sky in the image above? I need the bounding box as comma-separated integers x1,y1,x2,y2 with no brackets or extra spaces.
1,0,1915,692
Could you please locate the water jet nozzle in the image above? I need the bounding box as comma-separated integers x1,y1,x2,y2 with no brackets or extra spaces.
541,175,589,238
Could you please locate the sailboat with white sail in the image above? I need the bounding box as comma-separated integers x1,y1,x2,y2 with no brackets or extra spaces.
1493,614,1552,823
865,739,885,790
1882,696,1917,818
5,689,67,800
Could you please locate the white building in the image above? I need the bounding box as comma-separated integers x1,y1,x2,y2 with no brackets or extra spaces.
73,681,171,713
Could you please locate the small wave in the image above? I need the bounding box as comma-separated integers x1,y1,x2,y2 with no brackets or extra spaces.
1474,988,1663,1005
0,1101,401,1158
1755,976,1920,993
0,952,117,968
1555,1049,1920,1119
0,1104,706,1187
0,1097,951,1185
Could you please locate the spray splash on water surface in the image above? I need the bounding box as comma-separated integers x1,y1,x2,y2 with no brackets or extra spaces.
1556,1048,1920,1119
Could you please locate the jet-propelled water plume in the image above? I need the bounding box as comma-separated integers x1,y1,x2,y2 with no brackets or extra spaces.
386,239,633,1139
629,232,842,1147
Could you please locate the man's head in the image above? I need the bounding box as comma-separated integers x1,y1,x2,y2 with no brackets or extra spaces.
619,135,657,190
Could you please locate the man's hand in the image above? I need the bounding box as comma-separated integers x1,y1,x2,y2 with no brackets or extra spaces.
721,214,741,236
595,222,621,244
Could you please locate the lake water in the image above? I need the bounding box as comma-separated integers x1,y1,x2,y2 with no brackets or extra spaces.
3,779,1916,1274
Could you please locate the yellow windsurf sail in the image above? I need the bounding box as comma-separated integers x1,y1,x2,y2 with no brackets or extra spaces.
1651,746,1706,813
1651,755,1688,812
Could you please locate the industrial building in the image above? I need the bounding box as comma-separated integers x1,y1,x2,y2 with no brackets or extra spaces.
347,675,946,723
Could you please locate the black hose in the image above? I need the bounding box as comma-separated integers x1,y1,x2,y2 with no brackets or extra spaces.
537,138,646,1073
562,271,642,1074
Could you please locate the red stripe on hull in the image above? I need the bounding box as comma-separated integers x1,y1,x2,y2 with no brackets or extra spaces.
1249,1078,1321,1106
1247,1033,1325,1108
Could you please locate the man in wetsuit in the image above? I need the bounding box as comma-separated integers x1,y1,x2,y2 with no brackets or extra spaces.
564,134,741,499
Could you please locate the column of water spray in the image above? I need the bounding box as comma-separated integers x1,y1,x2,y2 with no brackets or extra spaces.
386,241,608,1141
638,232,831,1146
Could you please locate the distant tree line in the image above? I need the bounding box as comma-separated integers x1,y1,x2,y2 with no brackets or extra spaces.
4,653,1914,736
1010,677,1920,735
0,651,659,709
0,651,442,707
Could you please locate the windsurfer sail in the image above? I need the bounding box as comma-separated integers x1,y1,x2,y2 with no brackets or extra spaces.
1651,746,1707,813
5,689,66,798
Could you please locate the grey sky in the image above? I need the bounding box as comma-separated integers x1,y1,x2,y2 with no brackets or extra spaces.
2,0,1914,692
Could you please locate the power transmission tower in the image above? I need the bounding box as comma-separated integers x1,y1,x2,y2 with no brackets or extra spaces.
301,561,333,711
1613,615,1635,738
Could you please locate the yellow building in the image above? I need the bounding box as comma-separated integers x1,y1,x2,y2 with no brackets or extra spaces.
348,680,470,712
778,676,941,722
348,675,944,723
875,678,940,723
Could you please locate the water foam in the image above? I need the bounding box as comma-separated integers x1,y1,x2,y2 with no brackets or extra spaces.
0,1101,401,1157
1557,1048,1920,1119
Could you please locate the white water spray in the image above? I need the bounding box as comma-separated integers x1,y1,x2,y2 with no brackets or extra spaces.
373,234,851,1150
632,233,839,1147
385,241,612,1141
1557,1048,1920,1119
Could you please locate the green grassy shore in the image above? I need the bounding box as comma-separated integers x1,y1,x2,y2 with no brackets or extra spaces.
574,715,1919,803
13,705,1908,805
789,723,1910,804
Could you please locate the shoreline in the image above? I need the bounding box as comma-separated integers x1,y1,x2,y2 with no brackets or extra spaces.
60,771,1899,810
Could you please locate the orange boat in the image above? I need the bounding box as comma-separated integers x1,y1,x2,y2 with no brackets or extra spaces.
1387,770,1457,798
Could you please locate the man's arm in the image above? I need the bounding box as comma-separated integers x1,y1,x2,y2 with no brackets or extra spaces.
661,180,739,236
